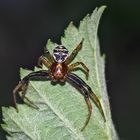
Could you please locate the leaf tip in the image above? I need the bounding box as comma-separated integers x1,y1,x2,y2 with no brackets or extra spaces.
46,38,54,47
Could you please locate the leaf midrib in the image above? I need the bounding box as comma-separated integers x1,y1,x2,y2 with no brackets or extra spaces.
79,9,109,139
30,82,85,140
86,8,111,140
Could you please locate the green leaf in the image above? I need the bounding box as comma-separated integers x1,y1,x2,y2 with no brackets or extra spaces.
1,6,119,140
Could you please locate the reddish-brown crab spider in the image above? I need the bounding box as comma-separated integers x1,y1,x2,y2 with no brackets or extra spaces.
13,39,106,131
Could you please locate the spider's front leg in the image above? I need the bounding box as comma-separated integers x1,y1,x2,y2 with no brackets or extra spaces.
68,62,89,80
66,73,92,131
38,48,53,68
65,39,84,65
38,56,52,68
66,72,106,131
13,70,50,112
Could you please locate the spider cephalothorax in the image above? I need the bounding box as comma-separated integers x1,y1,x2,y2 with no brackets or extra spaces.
13,39,106,131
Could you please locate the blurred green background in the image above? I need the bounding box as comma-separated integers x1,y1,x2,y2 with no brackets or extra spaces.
0,0,140,139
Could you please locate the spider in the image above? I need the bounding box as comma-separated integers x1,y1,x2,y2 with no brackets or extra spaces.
13,39,106,131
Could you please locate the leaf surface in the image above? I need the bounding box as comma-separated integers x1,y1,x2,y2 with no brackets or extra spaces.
2,6,119,140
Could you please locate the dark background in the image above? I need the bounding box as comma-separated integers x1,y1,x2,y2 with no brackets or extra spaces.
0,0,140,140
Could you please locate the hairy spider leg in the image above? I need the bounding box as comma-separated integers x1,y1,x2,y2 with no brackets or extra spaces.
82,97,92,131
13,82,37,112
69,73,106,121
44,47,54,62
38,55,52,68
68,73,106,121
13,70,50,112
38,47,53,67
66,72,92,131
66,73,106,130
21,88,39,110
68,62,89,80
65,39,84,65
79,78,106,122
88,87,106,122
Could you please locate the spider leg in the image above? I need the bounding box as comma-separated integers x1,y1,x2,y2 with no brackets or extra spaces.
21,89,39,109
38,55,52,68
65,39,84,65
81,97,92,131
88,88,106,122
38,47,53,67
66,72,106,131
44,47,54,61
13,70,50,112
68,62,89,80
66,73,92,131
